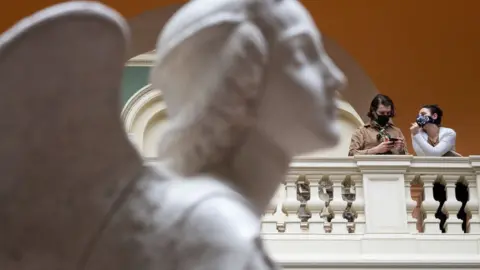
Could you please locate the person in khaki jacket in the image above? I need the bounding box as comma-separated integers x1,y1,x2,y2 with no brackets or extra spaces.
349,94,408,156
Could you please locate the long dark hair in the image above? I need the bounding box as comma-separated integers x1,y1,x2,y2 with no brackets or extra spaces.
367,94,395,119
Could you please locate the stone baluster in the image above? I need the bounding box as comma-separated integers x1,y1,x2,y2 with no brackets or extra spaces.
282,174,301,232
296,175,311,231
341,175,357,233
455,176,471,233
419,175,443,233
330,175,352,233
263,182,287,233
408,175,426,233
443,175,465,233
351,174,365,233
432,175,449,233
307,176,325,232
318,175,334,233
465,174,480,233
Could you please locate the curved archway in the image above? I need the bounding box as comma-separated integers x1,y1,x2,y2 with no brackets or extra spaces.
121,84,365,158
121,85,167,156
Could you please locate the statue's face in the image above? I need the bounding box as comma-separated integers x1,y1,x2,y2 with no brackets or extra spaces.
258,0,346,155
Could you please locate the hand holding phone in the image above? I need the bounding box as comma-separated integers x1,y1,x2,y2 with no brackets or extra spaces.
372,140,395,154
389,138,404,150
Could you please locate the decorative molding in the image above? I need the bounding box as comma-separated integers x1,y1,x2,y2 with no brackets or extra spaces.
265,229,480,267
293,155,480,175
290,157,358,175
126,51,156,67
469,155,480,173
289,155,480,175
121,84,153,120
121,84,166,133
410,156,474,175
337,99,364,127
355,155,413,174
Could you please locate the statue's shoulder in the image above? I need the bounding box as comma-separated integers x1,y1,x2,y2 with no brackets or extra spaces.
129,165,256,228
85,169,261,269
159,174,254,222
158,177,276,270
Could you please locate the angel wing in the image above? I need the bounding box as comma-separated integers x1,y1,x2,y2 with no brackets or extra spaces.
0,2,144,268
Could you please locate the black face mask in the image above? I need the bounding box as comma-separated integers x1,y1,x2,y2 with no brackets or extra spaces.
375,115,390,127
416,115,434,127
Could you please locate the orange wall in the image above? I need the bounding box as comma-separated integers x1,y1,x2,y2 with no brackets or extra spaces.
2,0,480,155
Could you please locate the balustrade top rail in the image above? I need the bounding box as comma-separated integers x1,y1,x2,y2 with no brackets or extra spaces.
289,155,480,174
146,155,480,174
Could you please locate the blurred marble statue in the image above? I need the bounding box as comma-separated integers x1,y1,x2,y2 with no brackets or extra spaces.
0,0,345,269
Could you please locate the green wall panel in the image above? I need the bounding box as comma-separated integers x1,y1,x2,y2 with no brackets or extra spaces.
121,66,150,106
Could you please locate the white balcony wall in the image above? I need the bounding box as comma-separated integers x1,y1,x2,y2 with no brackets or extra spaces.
145,156,480,269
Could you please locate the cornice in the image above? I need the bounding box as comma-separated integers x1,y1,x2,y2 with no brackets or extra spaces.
144,156,480,175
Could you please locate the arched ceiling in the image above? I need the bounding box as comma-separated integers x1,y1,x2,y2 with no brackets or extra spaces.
2,0,480,154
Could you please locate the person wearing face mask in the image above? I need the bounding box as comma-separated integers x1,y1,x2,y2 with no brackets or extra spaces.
349,94,408,156
410,104,460,156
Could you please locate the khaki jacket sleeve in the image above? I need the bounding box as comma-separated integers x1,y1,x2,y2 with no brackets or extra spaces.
348,128,370,156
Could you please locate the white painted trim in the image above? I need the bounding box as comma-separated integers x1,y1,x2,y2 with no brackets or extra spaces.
126,51,156,66
121,84,165,132
144,155,480,174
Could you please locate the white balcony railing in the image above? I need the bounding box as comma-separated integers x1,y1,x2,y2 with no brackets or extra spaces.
147,156,480,269
262,155,480,269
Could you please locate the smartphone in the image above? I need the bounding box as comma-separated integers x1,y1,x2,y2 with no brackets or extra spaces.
389,138,399,143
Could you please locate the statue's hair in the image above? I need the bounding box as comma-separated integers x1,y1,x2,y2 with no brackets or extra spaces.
151,17,269,176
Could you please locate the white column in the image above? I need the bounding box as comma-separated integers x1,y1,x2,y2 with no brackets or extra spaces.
355,155,412,234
